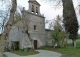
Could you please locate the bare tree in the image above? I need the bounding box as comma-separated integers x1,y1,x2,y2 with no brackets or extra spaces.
0,10,9,33
0,0,17,56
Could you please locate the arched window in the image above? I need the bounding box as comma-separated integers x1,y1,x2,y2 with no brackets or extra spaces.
32,5,34,12
36,7,38,14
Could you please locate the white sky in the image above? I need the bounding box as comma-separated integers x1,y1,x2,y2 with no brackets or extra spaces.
17,0,63,28
17,0,80,33
0,0,80,33
17,0,63,20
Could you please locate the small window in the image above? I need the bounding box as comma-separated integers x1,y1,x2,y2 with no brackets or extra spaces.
34,25,36,30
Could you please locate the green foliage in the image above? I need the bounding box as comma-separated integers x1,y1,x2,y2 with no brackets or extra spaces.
49,15,62,41
50,30,68,47
41,46,51,50
62,0,79,40
50,29,59,42
58,31,68,39
14,12,21,24
69,34,78,39
49,15,68,47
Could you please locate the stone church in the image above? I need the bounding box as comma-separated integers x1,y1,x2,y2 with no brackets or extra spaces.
7,0,49,49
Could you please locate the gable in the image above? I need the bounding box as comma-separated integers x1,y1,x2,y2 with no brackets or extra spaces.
28,1,41,6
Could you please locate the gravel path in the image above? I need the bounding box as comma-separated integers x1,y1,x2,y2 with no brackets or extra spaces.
4,50,62,57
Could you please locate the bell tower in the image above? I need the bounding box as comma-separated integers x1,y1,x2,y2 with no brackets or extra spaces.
28,0,41,15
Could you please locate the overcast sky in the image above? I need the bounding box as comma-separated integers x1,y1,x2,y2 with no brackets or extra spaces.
0,0,80,33
17,0,63,20
17,0,63,29
17,0,80,33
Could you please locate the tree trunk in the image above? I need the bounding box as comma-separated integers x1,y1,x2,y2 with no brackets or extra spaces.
25,29,33,48
0,0,17,56
52,40,55,48
72,39,76,48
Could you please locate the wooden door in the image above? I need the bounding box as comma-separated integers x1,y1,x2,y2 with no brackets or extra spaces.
34,40,37,49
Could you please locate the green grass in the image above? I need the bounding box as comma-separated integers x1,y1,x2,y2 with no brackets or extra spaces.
65,39,80,48
41,44,80,57
54,39,80,57
3,54,7,57
41,46,51,50
76,39,80,47
54,48,80,57
11,49,39,56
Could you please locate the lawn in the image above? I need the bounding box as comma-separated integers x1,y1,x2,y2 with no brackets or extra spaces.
58,39,80,57
55,39,80,57
65,39,80,48
41,39,80,57
11,49,39,56
41,46,80,57
3,54,7,57
55,48,80,57
76,39,80,47
41,46,51,50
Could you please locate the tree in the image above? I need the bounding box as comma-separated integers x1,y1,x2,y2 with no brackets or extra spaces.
50,25,61,48
0,0,17,57
14,11,22,24
43,0,79,48
49,15,68,48
57,31,68,47
0,10,9,33
0,0,33,52
62,0,79,48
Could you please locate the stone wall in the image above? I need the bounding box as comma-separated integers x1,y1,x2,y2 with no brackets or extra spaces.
8,9,46,49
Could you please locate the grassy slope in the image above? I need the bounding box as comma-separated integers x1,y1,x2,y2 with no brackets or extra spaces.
41,39,80,57
55,39,80,57
55,48,80,57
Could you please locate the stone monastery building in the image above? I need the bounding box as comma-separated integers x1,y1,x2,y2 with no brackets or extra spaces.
8,0,50,49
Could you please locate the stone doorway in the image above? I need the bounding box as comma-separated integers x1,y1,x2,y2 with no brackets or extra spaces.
34,40,37,49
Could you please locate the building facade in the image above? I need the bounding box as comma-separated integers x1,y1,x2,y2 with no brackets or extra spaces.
8,0,46,49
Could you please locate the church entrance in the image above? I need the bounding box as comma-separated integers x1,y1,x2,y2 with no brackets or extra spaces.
34,40,37,49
